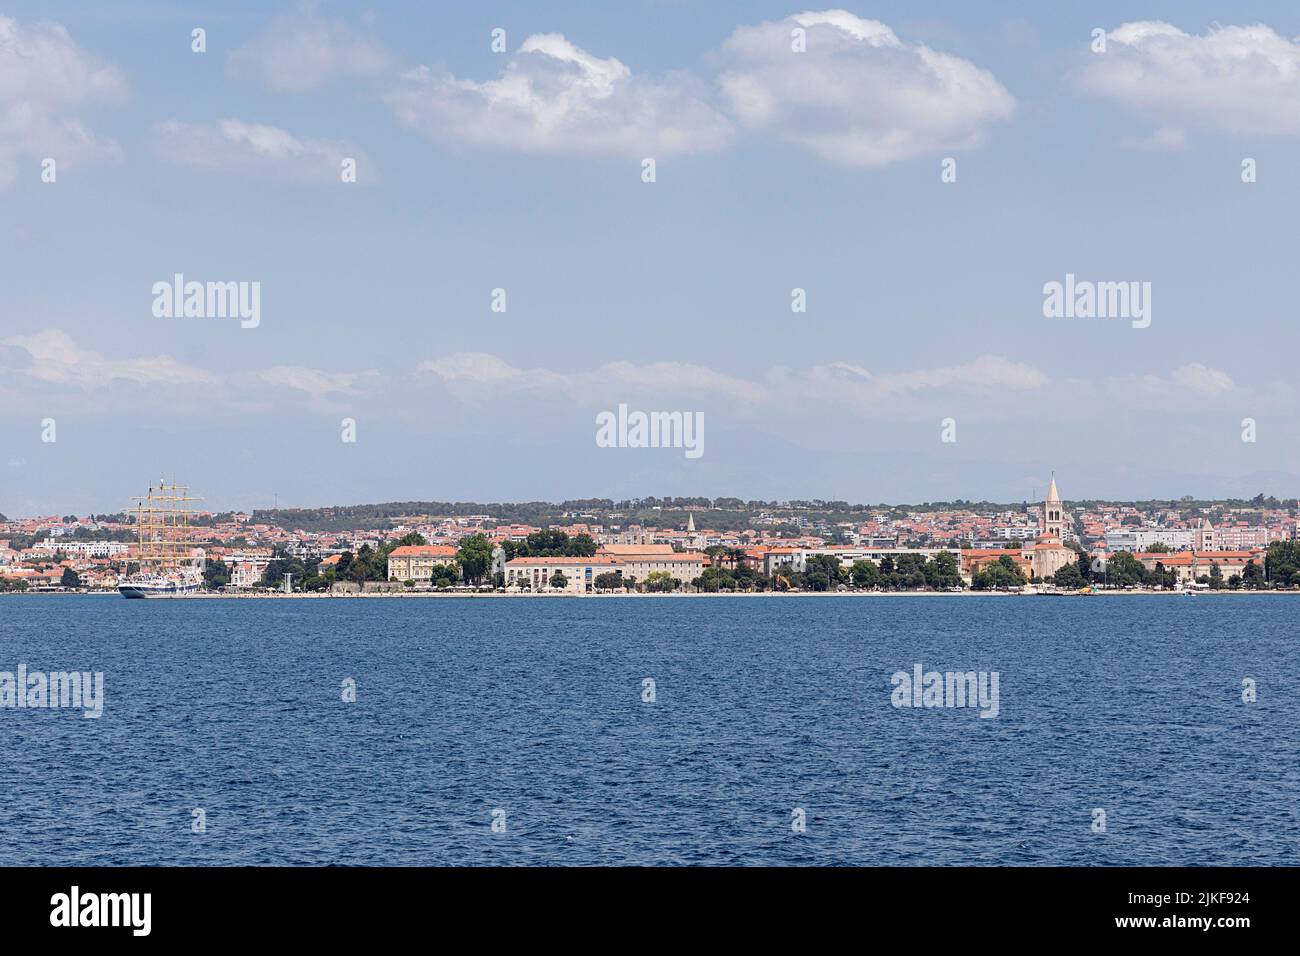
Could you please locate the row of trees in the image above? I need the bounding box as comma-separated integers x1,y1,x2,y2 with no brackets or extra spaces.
202,530,595,591
185,536,1300,594
499,530,597,560
686,551,966,592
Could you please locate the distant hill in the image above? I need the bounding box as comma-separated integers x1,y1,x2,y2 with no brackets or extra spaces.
247,494,1297,534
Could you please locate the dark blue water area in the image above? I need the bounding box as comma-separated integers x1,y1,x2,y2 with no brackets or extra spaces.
0,594,1295,865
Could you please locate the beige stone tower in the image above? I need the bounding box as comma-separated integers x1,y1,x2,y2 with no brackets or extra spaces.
1042,473,1065,540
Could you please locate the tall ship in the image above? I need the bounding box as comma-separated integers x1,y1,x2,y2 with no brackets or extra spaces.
117,477,205,598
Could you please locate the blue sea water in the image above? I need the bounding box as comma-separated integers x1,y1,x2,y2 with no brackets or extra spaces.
0,593,1295,866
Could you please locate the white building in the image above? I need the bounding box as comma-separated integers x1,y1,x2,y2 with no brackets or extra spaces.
1104,528,1194,552
764,546,947,576
505,549,705,592
36,538,130,558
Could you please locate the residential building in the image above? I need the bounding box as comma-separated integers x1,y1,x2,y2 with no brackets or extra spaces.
386,545,460,581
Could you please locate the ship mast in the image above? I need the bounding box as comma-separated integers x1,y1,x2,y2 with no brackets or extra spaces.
130,477,202,569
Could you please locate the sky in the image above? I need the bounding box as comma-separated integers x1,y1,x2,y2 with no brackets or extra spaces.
3,1,1300,515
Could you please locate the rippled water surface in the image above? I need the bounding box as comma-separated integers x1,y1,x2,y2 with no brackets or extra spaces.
0,594,1295,865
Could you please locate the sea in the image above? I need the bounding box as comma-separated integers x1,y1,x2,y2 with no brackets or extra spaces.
0,593,1295,865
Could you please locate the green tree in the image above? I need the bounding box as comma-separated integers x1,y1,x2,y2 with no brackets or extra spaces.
804,554,847,588
1052,563,1084,589
565,533,597,557
693,567,736,591
851,559,881,589
264,551,318,589
1105,551,1145,588
60,567,81,588
429,563,459,588
923,551,962,589
644,571,680,592
203,558,231,590
549,571,568,589
593,571,622,591
971,555,1026,590
1076,551,1093,582
1264,541,1300,587
456,534,494,584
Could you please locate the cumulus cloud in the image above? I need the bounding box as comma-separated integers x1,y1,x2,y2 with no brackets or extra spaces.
0,330,366,414
0,15,125,186
716,9,1014,166
1124,363,1236,397
228,13,390,93
259,366,360,398
152,119,362,182
1079,21,1300,138
0,332,1254,434
389,33,732,156
0,329,217,389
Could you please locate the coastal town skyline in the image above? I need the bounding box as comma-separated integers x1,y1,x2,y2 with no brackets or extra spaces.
5,471,1298,593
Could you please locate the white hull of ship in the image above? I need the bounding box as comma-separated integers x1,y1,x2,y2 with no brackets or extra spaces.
118,574,202,598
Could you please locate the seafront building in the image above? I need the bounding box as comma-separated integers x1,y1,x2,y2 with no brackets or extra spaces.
504,546,705,593
1101,549,1260,584
386,544,459,581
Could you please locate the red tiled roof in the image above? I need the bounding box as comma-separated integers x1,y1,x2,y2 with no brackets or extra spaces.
506,556,619,566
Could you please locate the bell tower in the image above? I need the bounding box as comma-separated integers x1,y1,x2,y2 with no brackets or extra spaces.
1041,473,1064,540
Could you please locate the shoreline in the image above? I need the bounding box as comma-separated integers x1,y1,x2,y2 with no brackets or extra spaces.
5,588,1297,599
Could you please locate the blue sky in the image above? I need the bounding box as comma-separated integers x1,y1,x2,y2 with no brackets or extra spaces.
3,1,1300,515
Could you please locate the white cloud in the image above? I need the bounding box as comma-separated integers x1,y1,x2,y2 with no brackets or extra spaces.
228,14,390,94
768,354,1048,407
716,9,1014,166
390,33,732,156
0,15,125,186
1080,21,1300,137
0,331,367,412
152,119,361,182
1,329,217,389
1121,126,1186,151
259,366,359,398
1137,363,1236,396
419,352,764,401
1170,363,1235,395
418,352,1047,409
